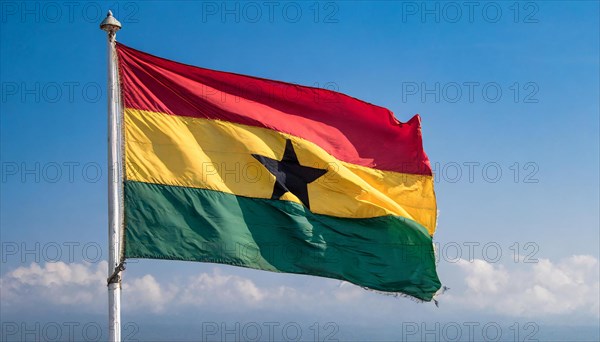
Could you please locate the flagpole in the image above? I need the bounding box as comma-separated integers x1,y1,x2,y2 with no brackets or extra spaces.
100,10,123,342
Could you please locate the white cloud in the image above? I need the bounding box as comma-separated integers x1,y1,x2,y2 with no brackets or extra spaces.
123,274,175,313
1,261,361,315
177,270,266,306
446,255,600,318
0,261,107,311
2,255,598,322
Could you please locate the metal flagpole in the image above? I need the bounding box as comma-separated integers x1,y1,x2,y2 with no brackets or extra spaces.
100,10,123,342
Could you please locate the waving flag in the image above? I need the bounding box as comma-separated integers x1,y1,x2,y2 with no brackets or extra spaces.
117,43,441,301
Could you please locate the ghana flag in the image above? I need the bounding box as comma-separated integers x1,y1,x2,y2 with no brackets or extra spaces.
117,43,441,301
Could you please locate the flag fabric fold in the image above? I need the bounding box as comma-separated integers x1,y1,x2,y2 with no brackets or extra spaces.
117,43,441,301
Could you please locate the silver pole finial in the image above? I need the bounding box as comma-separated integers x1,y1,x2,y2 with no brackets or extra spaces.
100,10,122,36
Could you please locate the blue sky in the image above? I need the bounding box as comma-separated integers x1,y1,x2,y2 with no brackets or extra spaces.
1,1,599,341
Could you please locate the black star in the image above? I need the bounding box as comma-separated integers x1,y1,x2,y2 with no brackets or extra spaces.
252,139,327,209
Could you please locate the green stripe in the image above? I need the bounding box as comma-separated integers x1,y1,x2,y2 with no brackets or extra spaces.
124,180,441,301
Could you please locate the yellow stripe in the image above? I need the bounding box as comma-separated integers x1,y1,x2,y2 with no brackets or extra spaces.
124,108,437,235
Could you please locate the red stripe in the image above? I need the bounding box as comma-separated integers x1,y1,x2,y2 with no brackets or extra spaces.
116,43,432,175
